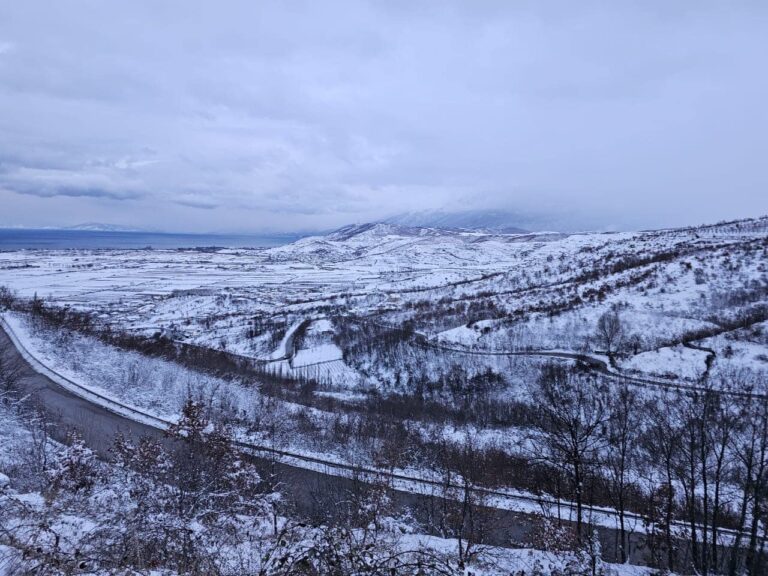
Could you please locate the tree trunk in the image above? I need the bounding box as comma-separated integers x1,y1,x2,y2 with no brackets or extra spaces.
728,469,751,576
700,432,710,576
746,494,761,575
574,459,583,540
687,428,700,571
711,449,726,574
618,508,627,564
665,462,675,572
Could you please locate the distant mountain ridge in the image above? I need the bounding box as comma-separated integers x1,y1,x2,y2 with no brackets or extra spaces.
66,223,147,232
383,210,531,234
326,222,452,241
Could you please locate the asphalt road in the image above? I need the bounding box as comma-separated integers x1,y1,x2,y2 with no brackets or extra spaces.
0,327,164,451
370,319,764,400
0,325,708,568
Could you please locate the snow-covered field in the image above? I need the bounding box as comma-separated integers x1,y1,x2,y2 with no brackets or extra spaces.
619,345,710,381
2,218,765,379
1,216,767,574
1,219,766,447
2,217,766,465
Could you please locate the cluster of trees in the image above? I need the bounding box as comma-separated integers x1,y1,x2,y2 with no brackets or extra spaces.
531,363,768,575
333,316,508,407
243,314,289,353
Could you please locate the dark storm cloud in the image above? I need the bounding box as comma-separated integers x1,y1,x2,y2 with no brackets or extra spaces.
0,1,766,232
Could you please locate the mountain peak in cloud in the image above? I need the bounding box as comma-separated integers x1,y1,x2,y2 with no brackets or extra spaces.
66,222,146,232
383,210,535,233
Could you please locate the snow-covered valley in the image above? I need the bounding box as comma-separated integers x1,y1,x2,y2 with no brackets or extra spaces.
1,215,767,575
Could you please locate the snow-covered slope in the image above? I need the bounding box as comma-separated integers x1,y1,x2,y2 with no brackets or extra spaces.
1,215,766,384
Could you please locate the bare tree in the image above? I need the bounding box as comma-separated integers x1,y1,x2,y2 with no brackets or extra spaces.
450,431,491,567
673,391,706,573
729,377,768,576
0,285,16,309
533,364,609,539
595,307,624,358
641,393,681,572
604,381,641,563
706,378,741,574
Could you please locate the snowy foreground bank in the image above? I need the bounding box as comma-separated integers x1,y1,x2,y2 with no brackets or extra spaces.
0,391,671,575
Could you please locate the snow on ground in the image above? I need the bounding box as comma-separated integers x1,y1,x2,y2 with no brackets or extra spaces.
3,311,255,422
267,317,303,360
1,217,765,382
701,334,768,372
290,358,361,387
288,318,360,385
307,317,333,334
436,324,478,346
292,343,343,366
400,535,663,576
619,344,710,381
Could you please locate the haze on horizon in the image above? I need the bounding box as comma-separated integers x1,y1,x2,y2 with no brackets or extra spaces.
1,1,766,234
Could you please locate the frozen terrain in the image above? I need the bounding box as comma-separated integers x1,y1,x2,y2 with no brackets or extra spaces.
1,215,767,574
2,217,765,384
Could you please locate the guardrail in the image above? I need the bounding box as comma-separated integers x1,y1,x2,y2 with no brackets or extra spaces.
0,315,171,430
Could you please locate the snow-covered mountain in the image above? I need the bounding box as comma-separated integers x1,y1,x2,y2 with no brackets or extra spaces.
263,221,567,265
65,222,145,232
383,210,531,233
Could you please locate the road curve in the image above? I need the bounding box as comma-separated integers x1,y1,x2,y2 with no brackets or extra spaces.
364,318,766,400
0,326,165,452
0,318,747,565
420,340,767,400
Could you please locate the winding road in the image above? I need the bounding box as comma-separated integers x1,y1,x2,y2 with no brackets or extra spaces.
0,316,747,567
365,318,766,400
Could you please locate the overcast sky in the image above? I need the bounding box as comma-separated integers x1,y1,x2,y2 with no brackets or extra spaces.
1,1,766,233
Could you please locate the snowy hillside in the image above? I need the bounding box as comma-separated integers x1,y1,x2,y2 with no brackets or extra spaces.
1,215,767,575
2,215,765,380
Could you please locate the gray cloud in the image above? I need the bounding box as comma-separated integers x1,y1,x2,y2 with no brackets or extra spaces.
0,1,766,232
173,194,220,210
0,165,145,200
